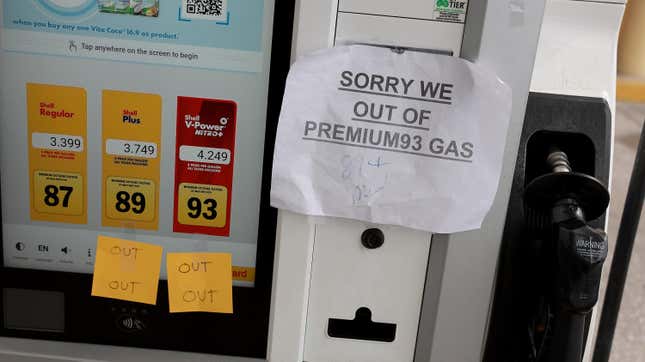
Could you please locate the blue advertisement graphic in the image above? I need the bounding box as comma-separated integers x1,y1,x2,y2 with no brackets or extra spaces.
3,0,264,52
35,0,97,18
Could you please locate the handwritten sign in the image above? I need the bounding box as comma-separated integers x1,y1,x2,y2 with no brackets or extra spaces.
271,45,512,233
166,253,233,314
91,236,163,305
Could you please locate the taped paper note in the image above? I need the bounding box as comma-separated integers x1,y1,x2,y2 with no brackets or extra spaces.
167,253,233,314
91,236,163,304
271,45,512,233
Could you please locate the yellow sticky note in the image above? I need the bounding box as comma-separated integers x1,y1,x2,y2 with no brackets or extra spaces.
167,253,233,314
91,236,163,305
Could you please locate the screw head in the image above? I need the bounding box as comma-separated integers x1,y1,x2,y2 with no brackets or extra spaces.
361,228,385,249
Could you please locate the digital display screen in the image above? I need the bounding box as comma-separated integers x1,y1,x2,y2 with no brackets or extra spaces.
0,0,277,286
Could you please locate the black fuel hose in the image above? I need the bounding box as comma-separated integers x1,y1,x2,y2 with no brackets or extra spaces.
593,121,645,362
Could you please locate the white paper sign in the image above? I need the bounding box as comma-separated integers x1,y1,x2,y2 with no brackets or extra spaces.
271,45,512,233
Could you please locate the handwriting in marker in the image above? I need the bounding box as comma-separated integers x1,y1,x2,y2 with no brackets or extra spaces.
368,156,389,168
178,261,212,273
182,289,218,303
341,154,389,206
110,246,140,259
108,280,142,294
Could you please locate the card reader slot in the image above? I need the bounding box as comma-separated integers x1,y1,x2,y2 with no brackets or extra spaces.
327,307,397,342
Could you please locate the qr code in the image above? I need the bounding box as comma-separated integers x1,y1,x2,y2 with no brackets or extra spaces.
183,0,228,21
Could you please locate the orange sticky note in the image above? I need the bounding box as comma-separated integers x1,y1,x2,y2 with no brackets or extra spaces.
166,253,233,314
91,236,163,305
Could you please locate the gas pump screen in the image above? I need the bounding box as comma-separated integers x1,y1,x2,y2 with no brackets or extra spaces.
0,0,278,286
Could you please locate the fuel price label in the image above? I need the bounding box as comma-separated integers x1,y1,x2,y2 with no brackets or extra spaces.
176,183,228,228
27,83,87,224
174,97,237,237
102,90,161,230
33,171,83,216
105,177,156,222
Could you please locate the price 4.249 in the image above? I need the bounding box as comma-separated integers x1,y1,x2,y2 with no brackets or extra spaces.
196,150,228,163
179,146,230,165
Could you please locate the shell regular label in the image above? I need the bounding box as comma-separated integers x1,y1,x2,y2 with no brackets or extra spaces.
174,97,236,237
27,83,87,224
102,90,161,230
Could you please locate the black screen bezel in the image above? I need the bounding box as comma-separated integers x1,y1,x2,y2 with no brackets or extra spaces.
0,0,295,358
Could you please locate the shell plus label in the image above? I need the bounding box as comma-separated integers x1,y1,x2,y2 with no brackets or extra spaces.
102,90,161,230
27,83,87,224
174,97,236,237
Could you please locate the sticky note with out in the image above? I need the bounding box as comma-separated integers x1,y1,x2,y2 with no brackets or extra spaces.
166,253,233,314
91,236,163,305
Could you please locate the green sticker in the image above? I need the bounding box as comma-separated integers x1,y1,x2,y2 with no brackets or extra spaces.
433,0,468,22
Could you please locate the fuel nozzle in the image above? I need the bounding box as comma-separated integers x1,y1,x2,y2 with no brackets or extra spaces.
524,149,610,362
541,150,609,311
525,149,609,223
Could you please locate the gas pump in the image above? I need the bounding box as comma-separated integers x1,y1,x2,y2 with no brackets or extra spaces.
0,1,628,362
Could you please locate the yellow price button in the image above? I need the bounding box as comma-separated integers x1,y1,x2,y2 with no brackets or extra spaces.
177,183,227,228
105,177,156,222
33,171,83,216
